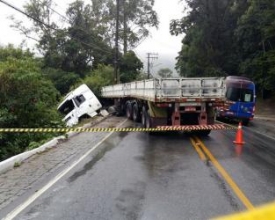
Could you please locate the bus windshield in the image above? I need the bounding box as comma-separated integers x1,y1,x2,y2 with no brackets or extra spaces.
226,87,254,102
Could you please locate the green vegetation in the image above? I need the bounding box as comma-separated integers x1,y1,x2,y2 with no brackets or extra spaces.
157,68,173,78
170,0,275,95
82,65,115,97
120,51,143,83
0,45,64,161
3,0,274,162
0,0,154,161
14,162,21,168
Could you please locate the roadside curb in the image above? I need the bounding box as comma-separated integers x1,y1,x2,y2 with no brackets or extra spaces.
0,138,59,174
254,116,275,121
0,115,110,174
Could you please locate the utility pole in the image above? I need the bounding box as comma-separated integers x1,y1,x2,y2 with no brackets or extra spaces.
146,53,158,79
114,0,120,84
123,0,127,54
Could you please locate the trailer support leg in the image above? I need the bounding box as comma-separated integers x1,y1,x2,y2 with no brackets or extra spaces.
199,103,207,125
199,112,208,125
172,103,181,126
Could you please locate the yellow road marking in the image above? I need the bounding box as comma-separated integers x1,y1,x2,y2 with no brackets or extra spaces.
194,136,254,210
190,137,206,161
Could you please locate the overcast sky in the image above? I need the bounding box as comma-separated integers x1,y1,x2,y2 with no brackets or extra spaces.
0,0,185,76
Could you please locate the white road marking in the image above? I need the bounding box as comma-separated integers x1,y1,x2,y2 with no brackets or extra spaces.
3,118,128,220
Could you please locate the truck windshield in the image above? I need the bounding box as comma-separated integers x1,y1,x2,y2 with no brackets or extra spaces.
226,87,254,102
58,99,75,114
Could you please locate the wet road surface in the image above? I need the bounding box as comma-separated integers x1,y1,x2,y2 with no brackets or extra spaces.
2,118,275,220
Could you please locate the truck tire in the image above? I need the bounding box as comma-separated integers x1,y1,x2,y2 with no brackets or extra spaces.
126,102,133,119
145,111,151,129
141,106,147,128
132,103,141,122
242,119,249,126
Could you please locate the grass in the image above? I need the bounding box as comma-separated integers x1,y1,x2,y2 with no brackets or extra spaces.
14,161,21,168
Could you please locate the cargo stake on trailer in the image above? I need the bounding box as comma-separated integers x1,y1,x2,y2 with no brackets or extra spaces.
101,77,227,136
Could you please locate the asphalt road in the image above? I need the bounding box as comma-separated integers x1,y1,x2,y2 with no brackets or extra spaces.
1,118,275,220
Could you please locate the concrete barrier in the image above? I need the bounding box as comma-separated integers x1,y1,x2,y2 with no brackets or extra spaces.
0,115,109,174
0,138,59,174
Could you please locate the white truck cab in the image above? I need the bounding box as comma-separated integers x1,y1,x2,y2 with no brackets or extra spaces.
57,84,102,127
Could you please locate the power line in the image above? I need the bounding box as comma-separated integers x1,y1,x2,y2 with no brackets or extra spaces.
0,0,113,55
36,0,113,54
37,0,116,54
37,0,70,24
0,0,57,30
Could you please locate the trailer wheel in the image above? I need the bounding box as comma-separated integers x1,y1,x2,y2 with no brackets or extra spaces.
146,110,158,136
132,103,141,122
126,102,133,119
141,106,147,127
145,111,151,129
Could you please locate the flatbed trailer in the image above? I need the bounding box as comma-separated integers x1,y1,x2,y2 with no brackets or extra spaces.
101,77,226,135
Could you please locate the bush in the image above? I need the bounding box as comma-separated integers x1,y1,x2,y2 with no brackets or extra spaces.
0,47,64,161
42,67,81,95
82,64,115,97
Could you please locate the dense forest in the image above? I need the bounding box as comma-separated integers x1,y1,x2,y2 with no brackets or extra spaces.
170,0,275,96
1,0,275,161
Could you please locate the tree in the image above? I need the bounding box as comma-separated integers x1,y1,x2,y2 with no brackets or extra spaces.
119,50,143,82
82,64,115,97
0,45,63,161
42,67,81,95
157,68,173,78
11,0,114,77
0,44,33,61
18,0,58,56
63,0,114,75
170,0,275,94
120,0,159,53
170,0,237,77
235,0,275,93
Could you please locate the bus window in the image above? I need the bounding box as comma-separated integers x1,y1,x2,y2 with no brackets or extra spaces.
244,93,252,102
226,87,253,102
226,87,239,101
240,88,253,102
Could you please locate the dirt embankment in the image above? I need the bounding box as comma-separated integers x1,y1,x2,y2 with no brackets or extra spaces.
255,97,275,118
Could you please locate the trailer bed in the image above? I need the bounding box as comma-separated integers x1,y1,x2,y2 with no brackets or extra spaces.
102,77,226,102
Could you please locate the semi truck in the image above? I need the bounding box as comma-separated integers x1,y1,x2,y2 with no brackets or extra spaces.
58,84,102,127
101,77,226,135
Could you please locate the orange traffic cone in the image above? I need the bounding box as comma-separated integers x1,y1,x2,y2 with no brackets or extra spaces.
235,144,243,156
233,122,245,145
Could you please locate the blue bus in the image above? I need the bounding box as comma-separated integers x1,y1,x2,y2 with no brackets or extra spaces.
216,76,256,125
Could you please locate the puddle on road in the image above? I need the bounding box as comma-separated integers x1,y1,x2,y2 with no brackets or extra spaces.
208,165,241,211
67,132,129,183
115,181,146,220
